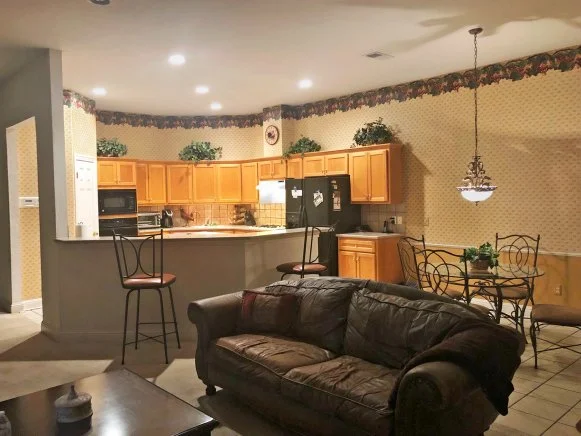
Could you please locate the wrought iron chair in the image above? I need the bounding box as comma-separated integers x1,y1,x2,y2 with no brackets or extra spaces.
474,233,540,337
415,248,492,318
292,223,337,278
397,235,426,288
112,229,181,364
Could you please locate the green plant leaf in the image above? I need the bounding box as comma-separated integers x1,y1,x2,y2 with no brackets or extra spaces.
352,117,396,147
178,141,222,162
97,138,128,157
283,136,321,158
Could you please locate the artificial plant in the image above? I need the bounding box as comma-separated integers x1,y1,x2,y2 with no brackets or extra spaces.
96,138,128,157
461,242,500,268
352,117,395,146
178,141,223,162
283,136,321,158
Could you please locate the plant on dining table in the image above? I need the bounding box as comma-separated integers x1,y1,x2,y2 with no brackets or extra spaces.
461,242,499,269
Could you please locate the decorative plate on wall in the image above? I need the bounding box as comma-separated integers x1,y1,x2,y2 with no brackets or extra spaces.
265,125,279,145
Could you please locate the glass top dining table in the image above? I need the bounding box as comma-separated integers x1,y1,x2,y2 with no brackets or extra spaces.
421,263,544,281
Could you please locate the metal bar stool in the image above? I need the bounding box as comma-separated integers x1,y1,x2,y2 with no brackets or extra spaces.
112,229,181,364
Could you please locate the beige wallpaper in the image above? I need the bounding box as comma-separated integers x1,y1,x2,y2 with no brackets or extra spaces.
96,123,263,161
64,105,97,236
290,69,581,254
16,119,41,301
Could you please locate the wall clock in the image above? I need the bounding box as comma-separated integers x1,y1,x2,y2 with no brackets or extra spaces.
265,125,279,145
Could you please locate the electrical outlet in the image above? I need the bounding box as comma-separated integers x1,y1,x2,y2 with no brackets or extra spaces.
554,285,563,296
396,216,403,225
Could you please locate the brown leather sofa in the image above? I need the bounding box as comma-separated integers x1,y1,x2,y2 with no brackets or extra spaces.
188,278,520,436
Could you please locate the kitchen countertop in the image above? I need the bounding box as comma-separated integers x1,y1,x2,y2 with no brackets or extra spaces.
337,232,402,239
56,225,303,242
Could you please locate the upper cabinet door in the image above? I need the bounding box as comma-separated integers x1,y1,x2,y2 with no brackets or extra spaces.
98,160,118,186
241,162,259,203
348,151,369,202
193,164,217,202
216,164,242,203
258,161,273,180
166,164,192,204
286,157,303,179
271,159,286,179
303,155,325,177
136,163,149,204
148,164,166,204
368,150,389,202
116,161,136,185
324,153,348,175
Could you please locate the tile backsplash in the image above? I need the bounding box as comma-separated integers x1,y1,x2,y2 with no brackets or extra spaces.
139,203,285,227
361,204,407,234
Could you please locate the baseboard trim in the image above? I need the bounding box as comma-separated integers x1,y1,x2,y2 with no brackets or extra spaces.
21,298,42,311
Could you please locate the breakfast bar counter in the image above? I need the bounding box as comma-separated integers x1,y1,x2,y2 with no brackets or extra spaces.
48,227,307,342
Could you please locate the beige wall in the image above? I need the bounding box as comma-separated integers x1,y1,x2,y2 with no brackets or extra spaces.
64,105,97,236
96,122,263,161
290,68,581,256
16,119,41,301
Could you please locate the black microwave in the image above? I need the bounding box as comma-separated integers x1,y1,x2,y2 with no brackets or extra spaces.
98,189,137,216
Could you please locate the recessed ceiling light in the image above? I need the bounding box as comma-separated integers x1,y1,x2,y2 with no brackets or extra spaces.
168,54,186,66
298,79,313,89
210,102,222,111
89,0,110,5
195,85,210,94
92,87,107,96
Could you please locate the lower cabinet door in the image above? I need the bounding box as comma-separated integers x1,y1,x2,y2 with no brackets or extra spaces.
357,252,377,280
338,251,358,278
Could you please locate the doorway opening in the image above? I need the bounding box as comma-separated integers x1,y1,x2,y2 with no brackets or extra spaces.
6,117,42,314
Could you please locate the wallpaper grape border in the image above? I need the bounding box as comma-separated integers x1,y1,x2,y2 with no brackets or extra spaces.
63,90,96,115
66,44,581,128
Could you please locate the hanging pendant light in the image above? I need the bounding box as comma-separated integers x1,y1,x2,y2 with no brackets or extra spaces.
457,27,496,204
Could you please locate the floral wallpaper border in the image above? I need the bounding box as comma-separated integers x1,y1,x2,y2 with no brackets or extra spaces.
63,90,96,115
89,44,580,128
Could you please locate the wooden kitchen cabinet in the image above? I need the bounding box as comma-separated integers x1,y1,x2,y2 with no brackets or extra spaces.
337,235,402,283
216,164,242,203
136,163,166,205
348,145,402,203
286,157,303,179
258,158,286,180
193,164,217,202
303,152,348,177
241,162,259,203
98,159,136,186
166,164,192,204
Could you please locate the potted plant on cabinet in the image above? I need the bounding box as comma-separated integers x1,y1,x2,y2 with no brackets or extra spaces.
97,138,128,157
179,141,222,163
461,242,500,271
352,117,396,147
283,136,321,158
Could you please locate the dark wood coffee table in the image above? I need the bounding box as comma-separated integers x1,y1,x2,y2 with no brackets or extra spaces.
0,369,218,435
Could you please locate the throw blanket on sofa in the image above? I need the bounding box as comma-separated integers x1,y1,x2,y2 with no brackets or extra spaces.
388,317,522,415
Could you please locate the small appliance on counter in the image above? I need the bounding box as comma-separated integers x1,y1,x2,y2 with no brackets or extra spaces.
137,212,161,230
244,210,256,226
98,188,137,216
161,209,174,228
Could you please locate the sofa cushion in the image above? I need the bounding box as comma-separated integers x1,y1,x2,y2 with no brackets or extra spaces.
237,291,300,335
281,355,397,435
344,289,479,369
208,333,335,390
265,278,359,353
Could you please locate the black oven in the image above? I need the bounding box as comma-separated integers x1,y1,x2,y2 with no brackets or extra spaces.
98,189,137,216
99,217,138,237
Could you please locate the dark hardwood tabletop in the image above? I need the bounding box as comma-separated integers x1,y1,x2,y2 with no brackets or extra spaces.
0,369,218,436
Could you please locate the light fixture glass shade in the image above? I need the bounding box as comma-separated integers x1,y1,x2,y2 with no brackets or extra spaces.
458,188,495,203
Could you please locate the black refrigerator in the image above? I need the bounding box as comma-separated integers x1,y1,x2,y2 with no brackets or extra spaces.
285,175,361,275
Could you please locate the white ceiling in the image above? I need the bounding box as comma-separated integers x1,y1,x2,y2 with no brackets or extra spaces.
0,0,580,116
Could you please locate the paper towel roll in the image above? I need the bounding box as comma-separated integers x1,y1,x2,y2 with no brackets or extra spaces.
76,223,92,239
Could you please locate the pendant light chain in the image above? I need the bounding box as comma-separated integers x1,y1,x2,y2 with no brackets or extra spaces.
473,30,478,158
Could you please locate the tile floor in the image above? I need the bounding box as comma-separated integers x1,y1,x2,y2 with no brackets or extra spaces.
2,308,581,435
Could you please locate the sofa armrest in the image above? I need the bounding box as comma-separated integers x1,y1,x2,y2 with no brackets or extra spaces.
188,292,243,382
395,361,497,435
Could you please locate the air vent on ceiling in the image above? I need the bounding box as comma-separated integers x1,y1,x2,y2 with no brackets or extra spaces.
364,51,394,60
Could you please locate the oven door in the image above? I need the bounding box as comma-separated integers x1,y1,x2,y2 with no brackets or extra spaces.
99,217,138,237
98,189,137,216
